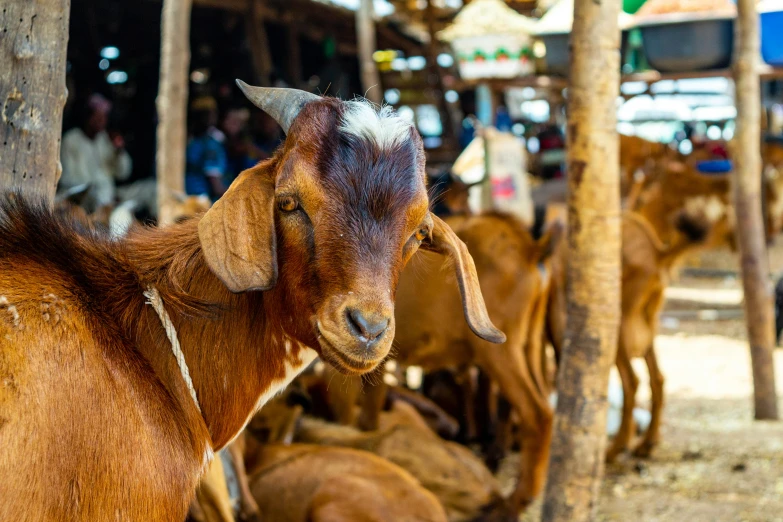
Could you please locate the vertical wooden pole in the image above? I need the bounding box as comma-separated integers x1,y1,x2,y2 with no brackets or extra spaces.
0,0,70,202
356,0,382,104
156,0,192,225
287,22,302,89
541,0,621,519
425,0,455,144
246,0,272,87
733,0,779,420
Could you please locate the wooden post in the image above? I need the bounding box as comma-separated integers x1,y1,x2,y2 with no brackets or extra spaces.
0,0,70,202
287,22,302,89
246,0,273,87
356,0,382,104
733,0,779,420
156,0,192,225
425,0,455,144
541,0,621,519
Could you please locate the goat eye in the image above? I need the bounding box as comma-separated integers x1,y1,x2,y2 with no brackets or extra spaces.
414,226,430,242
278,196,299,213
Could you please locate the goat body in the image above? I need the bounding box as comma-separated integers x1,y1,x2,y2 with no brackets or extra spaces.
0,89,502,521
0,196,316,521
246,443,447,522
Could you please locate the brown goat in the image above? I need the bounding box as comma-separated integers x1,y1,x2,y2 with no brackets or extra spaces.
634,160,733,249
547,208,720,462
332,212,561,511
295,406,514,522
0,85,502,521
246,444,448,522
605,210,716,460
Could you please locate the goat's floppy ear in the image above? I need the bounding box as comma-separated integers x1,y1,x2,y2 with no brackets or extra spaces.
198,168,277,292
421,214,506,344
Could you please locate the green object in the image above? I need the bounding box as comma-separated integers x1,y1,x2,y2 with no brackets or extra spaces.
623,0,646,14
323,36,336,59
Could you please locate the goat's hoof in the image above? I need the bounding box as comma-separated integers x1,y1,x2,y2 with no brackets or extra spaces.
632,441,657,459
605,446,629,464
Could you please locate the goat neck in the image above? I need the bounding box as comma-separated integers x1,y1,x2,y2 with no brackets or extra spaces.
123,211,317,450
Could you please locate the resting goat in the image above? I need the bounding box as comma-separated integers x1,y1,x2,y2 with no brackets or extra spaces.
0,83,503,521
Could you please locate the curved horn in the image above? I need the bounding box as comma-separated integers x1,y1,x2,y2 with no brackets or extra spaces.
236,80,320,134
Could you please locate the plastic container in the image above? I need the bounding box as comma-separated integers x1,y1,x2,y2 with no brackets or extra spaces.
540,31,630,76
696,159,733,174
761,5,783,66
637,15,734,72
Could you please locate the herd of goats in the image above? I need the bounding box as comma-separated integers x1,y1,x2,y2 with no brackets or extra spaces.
1,82,782,522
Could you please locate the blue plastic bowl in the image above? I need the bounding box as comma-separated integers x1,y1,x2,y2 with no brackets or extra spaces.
761,10,783,66
696,159,733,173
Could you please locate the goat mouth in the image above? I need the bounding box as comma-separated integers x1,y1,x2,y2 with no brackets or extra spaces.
315,324,380,375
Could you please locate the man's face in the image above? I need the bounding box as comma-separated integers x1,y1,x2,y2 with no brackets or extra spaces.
88,110,108,134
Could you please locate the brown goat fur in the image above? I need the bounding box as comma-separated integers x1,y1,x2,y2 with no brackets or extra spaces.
547,209,716,462
634,160,733,250
294,410,514,522
246,444,447,522
0,94,502,520
605,211,713,460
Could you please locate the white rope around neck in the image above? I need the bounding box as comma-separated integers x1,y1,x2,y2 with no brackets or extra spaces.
144,286,202,414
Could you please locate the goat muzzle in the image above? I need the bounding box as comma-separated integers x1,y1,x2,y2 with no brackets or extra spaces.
313,295,395,375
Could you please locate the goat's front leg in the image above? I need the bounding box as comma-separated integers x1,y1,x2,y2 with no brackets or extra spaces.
357,373,388,431
478,345,552,512
606,347,639,462
228,439,261,522
324,364,361,425
633,347,664,458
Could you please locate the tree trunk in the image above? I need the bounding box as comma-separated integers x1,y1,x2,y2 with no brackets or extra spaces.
733,0,779,420
356,0,382,104
0,0,70,203
541,0,621,519
156,0,192,225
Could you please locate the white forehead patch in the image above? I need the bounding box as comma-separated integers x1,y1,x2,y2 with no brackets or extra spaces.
684,195,726,224
339,99,414,151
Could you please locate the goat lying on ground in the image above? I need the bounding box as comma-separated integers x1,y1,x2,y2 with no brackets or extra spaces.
235,395,449,522
247,444,448,522
0,83,502,521
329,212,561,511
270,396,514,522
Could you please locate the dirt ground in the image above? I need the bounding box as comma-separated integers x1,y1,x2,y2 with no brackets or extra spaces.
510,244,783,522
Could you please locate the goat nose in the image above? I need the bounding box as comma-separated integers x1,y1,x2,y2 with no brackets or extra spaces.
345,308,389,343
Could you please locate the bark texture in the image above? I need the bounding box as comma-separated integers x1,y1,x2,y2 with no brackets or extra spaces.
0,0,70,202
356,0,382,104
733,0,778,420
156,0,192,225
540,0,621,519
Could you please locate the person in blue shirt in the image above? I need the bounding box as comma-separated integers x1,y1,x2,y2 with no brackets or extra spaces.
186,96,229,201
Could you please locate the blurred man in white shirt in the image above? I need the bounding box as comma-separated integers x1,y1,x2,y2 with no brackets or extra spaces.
59,94,132,212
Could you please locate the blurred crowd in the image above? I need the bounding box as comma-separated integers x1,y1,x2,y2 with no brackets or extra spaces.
57,93,283,218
